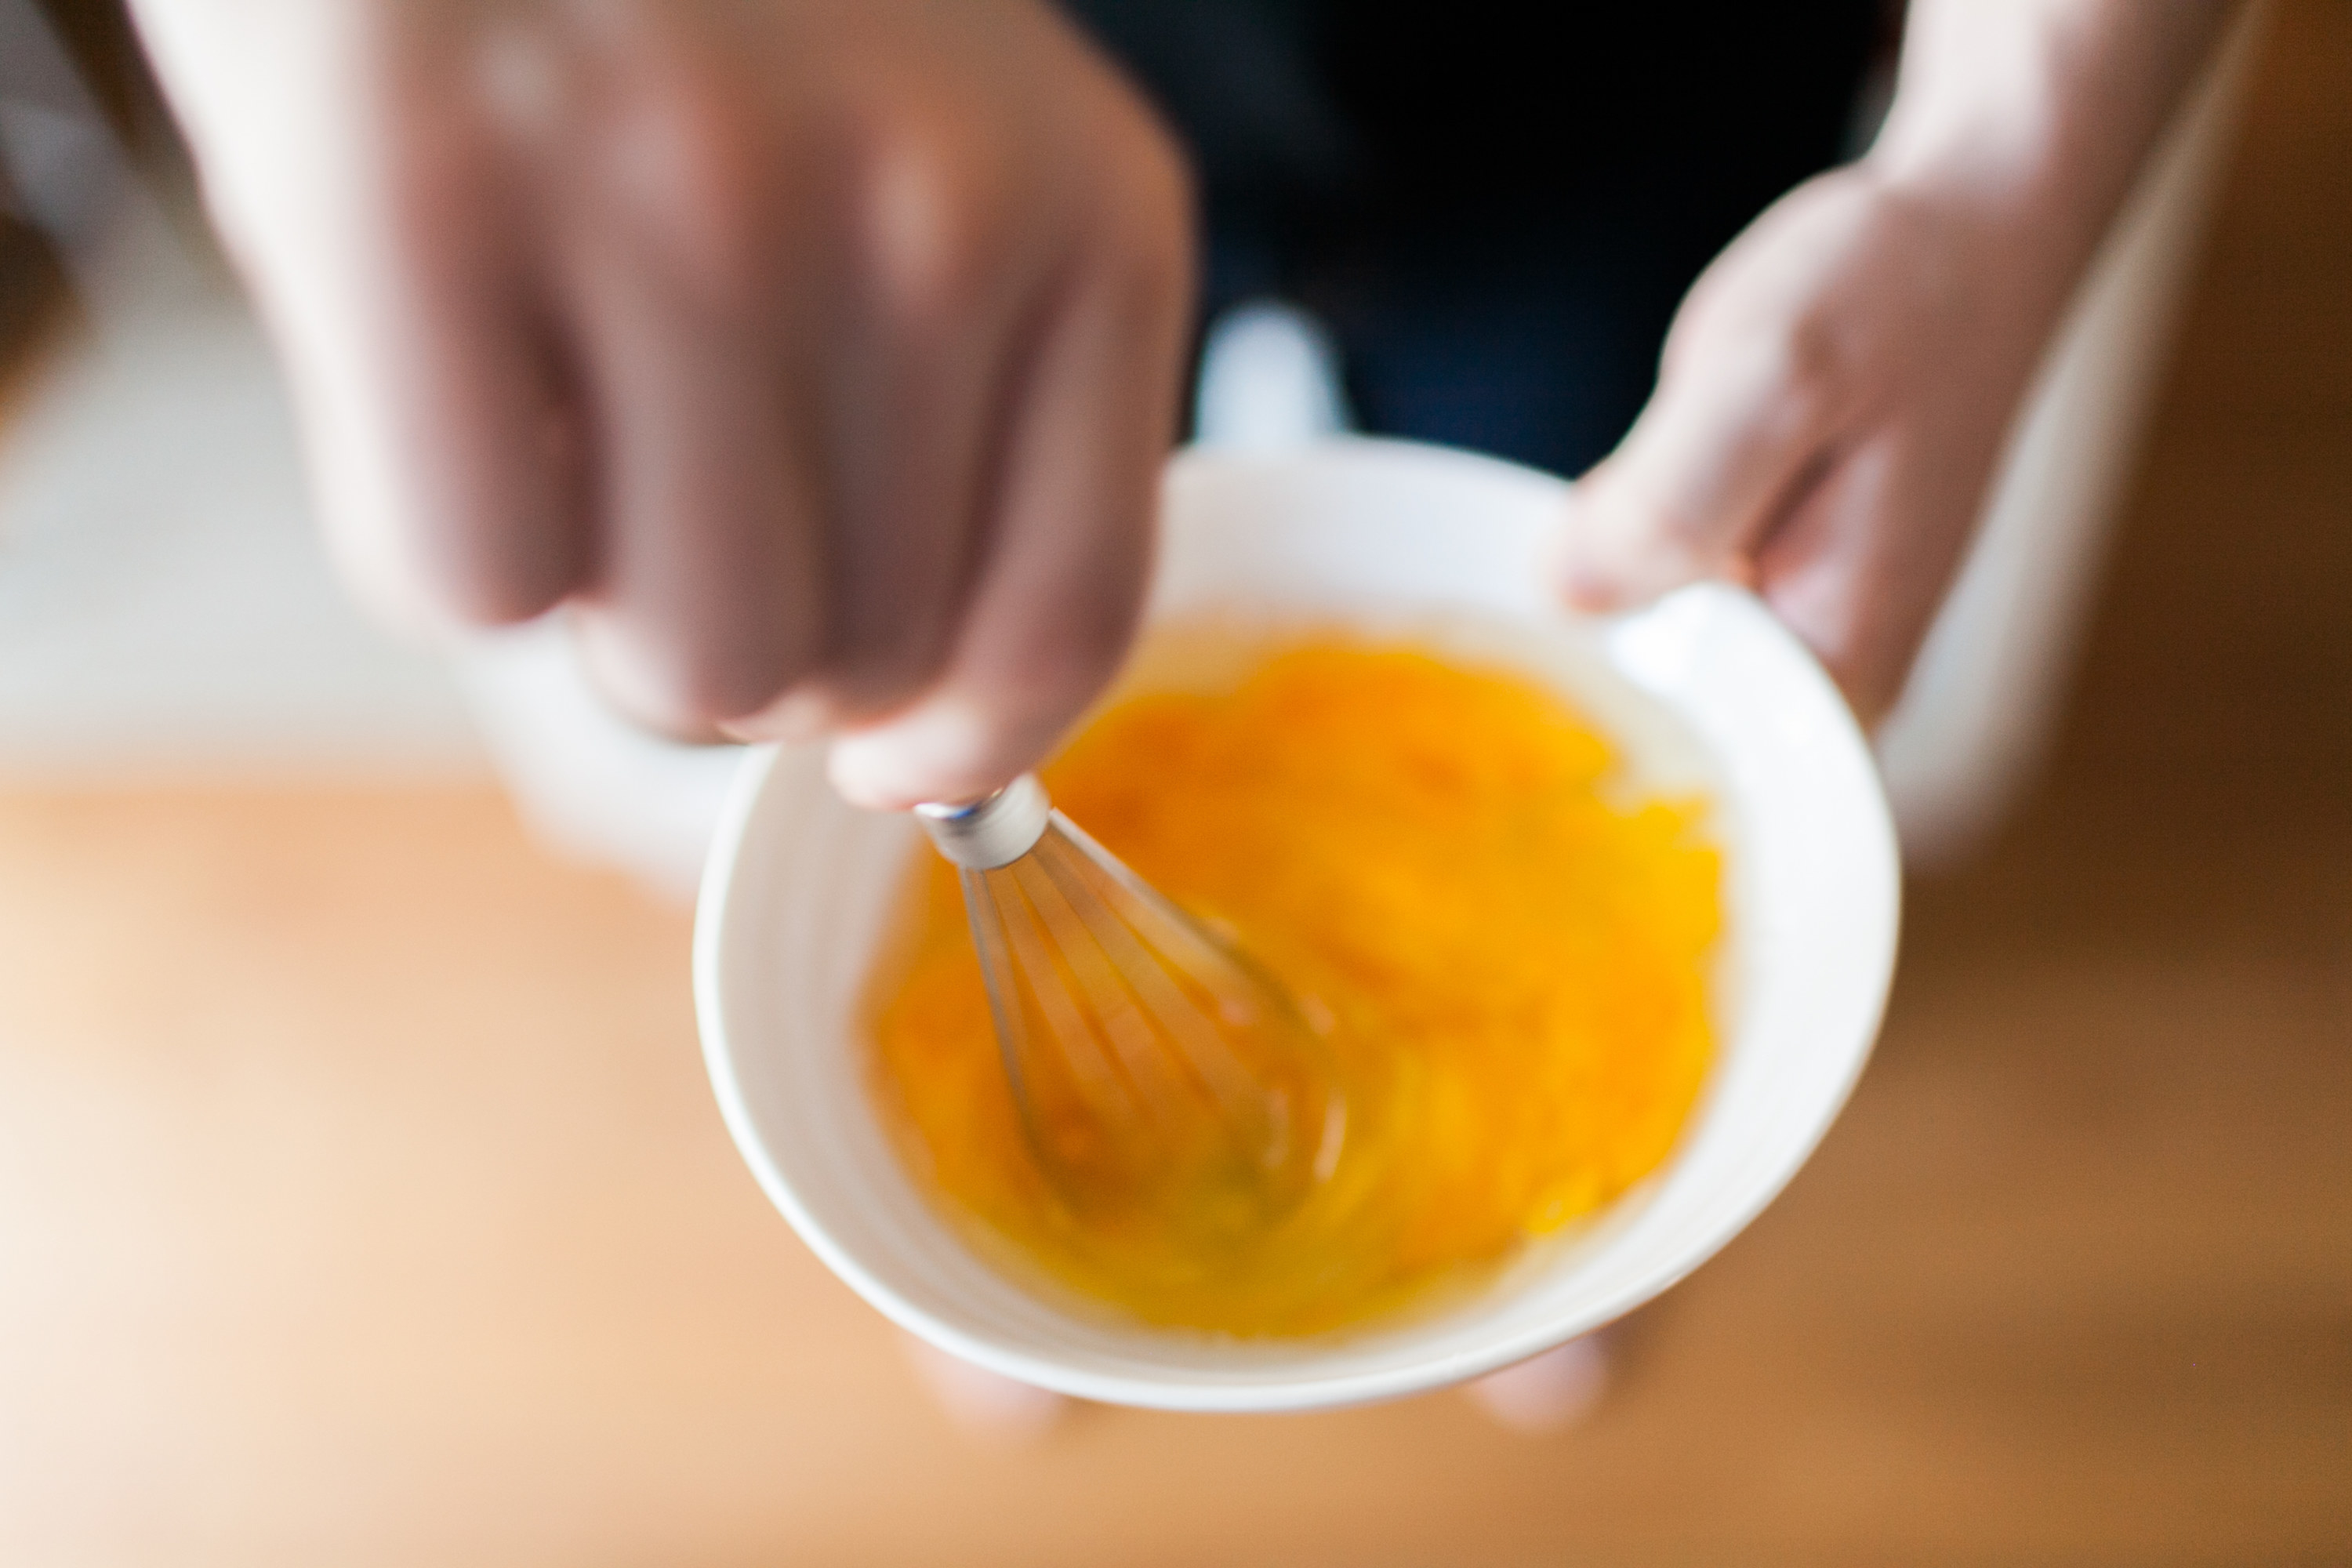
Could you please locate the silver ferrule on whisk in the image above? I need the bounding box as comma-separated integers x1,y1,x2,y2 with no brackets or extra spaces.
914,774,1052,869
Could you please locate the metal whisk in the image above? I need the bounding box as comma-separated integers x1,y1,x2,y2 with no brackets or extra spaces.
917,777,1345,1244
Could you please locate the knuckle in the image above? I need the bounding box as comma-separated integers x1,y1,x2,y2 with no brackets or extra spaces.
1759,307,1851,430
1088,119,1195,302
1777,307,1844,393
633,637,783,731
818,621,959,724
1108,105,1194,230
575,597,815,731
608,73,782,314
855,114,1020,329
1726,313,1846,462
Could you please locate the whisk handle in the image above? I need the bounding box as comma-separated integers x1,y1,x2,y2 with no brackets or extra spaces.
916,775,1052,869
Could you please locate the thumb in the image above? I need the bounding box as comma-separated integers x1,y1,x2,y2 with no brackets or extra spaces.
1557,328,1842,612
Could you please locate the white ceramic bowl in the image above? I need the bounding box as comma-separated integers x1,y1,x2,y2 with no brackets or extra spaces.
695,438,1900,1414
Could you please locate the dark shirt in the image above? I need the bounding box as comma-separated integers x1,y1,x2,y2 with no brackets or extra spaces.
1059,2,1887,471
1066,2,1882,230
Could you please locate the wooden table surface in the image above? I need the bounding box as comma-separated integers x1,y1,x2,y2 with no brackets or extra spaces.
2,5,2345,1564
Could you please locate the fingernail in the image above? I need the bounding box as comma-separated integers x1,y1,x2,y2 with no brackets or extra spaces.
720,688,833,745
1552,494,1623,613
1560,561,1624,613
1464,1336,1610,1435
1550,532,1624,612
827,700,1001,811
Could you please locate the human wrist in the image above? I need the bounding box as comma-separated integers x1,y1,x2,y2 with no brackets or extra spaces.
1862,0,2236,307
1863,25,2100,268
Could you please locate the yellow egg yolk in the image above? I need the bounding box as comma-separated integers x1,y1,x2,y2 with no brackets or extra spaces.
862,636,1721,1337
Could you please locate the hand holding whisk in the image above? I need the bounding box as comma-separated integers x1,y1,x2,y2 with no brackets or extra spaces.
917,777,1347,1248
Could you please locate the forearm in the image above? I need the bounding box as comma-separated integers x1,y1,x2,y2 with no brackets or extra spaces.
1868,0,2239,296
1563,0,2247,718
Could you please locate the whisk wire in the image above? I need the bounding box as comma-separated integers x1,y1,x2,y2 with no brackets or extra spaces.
961,869,1036,1116
920,778,1345,1231
975,862,1143,1133
1050,815,1265,1005
1011,851,1188,1136
1032,836,1277,1140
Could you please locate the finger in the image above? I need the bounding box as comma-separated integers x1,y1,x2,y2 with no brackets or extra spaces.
278,96,592,630
559,230,829,735
1751,430,1980,724
827,171,1192,809
1556,315,1849,613
723,124,1037,741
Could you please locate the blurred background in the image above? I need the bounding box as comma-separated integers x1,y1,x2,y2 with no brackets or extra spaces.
0,1,2344,1563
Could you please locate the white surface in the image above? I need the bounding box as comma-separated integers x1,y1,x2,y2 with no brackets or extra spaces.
0,236,481,780
695,439,1901,1413
453,619,742,899
1192,301,1353,450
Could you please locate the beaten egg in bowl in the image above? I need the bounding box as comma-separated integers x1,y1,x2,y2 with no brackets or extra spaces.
862,630,1722,1337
